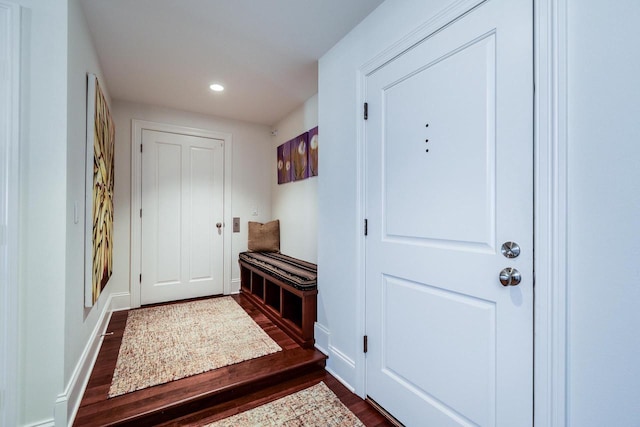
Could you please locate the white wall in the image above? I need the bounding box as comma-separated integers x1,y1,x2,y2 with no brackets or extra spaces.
11,0,68,425
271,94,318,263
318,0,455,389
111,101,273,296
566,1,640,425
63,0,120,423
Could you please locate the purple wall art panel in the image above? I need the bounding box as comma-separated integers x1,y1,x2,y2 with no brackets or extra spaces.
291,132,309,181
308,126,318,177
277,140,292,184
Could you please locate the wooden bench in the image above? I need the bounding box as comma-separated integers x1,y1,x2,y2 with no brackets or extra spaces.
238,252,317,349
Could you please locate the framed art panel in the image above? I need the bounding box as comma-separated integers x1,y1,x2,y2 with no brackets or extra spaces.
308,126,318,177
292,132,309,181
85,74,115,307
277,139,292,184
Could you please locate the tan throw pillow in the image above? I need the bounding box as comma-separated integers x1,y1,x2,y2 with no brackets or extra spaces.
248,220,280,252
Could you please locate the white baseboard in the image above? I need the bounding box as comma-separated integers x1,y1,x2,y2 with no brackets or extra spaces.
326,344,357,392
314,322,330,356
326,345,356,393
230,277,241,294
61,292,131,426
314,325,357,392
24,419,55,427
109,291,131,312
326,366,356,394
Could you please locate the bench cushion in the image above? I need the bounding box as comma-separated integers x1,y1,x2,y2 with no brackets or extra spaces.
239,251,317,290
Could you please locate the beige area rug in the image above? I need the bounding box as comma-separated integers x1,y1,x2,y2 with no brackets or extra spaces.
205,382,364,427
108,297,282,397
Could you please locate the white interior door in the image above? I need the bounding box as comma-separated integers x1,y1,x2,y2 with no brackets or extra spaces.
141,129,224,305
365,0,533,426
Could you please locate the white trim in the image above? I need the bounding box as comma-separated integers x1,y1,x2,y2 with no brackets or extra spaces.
23,420,55,427
56,292,130,426
54,394,67,427
534,0,569,426
354,67,366,399
230,277,241,294
0,3,20,426
326,344,357,391
313,322,330,356
130,120,233,308
325,366,357,394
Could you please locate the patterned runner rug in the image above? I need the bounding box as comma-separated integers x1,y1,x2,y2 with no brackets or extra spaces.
109,297,282,397
204,382,364,426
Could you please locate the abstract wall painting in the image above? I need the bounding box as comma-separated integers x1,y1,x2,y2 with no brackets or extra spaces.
277,139,292,184
291,132,309,181
308,126,318,177
277,126,318,185
85,74,115,307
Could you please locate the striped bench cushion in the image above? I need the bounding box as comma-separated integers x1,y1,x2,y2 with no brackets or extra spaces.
239,252,317,290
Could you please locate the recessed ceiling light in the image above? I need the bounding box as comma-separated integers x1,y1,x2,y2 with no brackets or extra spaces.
209,83,224,92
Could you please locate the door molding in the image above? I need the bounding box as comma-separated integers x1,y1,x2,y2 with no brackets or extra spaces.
533,0,569,425
0,2,20,426
355,0,570,425
130,120,233,308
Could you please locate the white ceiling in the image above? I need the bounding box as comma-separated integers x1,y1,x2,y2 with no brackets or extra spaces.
81,0,385,126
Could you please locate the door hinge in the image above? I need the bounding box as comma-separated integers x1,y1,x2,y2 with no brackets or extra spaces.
140,208,142,218
364,219,368,236
363,102,368,120
139,274,142,283
140,144,143,153
363,335,368,353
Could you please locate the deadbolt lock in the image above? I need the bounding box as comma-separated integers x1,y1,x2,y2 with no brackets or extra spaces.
501,241,521,259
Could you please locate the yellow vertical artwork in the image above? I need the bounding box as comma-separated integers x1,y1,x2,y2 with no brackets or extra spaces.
91,78,115,304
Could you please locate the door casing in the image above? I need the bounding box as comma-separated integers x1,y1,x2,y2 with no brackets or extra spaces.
0,2,20,426
130,120,233,308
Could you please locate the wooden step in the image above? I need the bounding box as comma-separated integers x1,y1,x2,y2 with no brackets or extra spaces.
73,295,326,426
74,349,326,426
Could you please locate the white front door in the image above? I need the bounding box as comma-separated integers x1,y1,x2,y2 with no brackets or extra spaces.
141,130,225,305
365,0,533,425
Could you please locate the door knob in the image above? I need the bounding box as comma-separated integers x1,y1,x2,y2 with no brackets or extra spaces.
216,222,222,229
499,267,521,287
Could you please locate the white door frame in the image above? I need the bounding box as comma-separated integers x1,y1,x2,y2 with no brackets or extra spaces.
0,2,20,426
130,120,233,308
354,0,569,425
533,0,569,425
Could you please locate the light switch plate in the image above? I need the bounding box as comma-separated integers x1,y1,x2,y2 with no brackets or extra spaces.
233,217,240,233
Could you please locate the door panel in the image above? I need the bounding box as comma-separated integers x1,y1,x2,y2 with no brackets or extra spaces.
141,130,224,304
382,275,496,426
155,141,182,284
365,1,533,426
190,146,217,280
384,33,495,249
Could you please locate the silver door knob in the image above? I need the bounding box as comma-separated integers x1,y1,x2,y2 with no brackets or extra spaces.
499,267,521,286
216,222,222,229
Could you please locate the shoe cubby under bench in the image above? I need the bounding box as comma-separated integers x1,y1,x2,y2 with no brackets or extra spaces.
238,252,318,349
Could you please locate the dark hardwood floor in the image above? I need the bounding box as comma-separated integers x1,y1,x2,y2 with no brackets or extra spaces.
73,294,393,426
